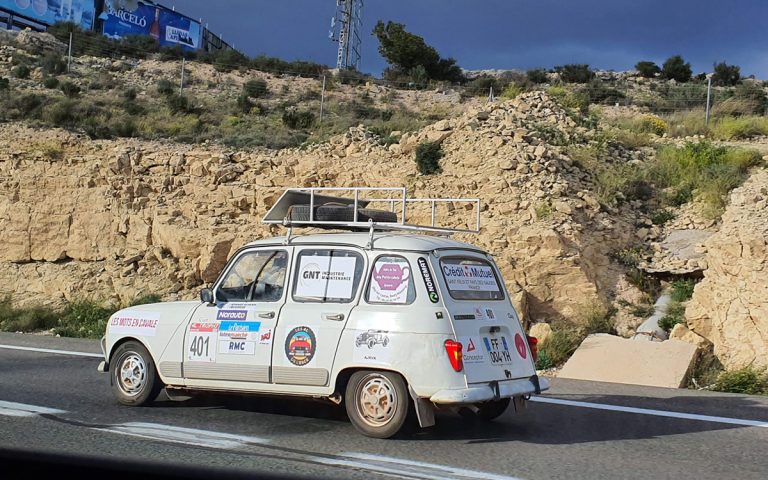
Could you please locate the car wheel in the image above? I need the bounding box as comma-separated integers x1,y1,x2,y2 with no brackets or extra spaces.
458,398,511,421
367,338,376,349
383,337,390,347
110,341,163,406
345,371,410,438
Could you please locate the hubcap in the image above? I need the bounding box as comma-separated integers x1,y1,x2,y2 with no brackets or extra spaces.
116,353,147,397
357,376,397,427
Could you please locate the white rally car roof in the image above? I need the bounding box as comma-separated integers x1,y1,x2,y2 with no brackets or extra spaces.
244,232,485,253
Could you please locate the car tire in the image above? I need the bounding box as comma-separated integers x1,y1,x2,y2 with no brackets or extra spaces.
288,204,397,223
367,338,376,349
110,341,163,407
345,370,410,439
458,398,511,421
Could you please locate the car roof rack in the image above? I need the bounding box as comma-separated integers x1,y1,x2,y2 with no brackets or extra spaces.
262,187,480,242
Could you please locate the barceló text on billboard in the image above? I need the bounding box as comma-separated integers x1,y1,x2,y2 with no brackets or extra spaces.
100,0,202,51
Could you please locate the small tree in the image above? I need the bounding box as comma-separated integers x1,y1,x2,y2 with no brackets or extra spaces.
526,69,548,84
243,79,269,98
59,81,81,98
156,79,174,96
661,55,692,82
415,141,443,175
11,65,30,79
635,61,660,78
554,64,594,83
0,77,9,90
712,62,741,87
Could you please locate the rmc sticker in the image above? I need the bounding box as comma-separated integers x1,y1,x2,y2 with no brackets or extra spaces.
109,311,160,337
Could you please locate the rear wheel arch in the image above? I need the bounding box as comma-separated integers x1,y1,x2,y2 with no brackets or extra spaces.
333,366,412,397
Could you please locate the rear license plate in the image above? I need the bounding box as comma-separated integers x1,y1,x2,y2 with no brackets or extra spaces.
483,336,512,365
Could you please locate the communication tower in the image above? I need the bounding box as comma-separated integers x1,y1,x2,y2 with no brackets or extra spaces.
329,0,363,70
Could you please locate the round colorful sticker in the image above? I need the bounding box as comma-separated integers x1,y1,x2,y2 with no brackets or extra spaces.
285,326,316,366
514,333,527,359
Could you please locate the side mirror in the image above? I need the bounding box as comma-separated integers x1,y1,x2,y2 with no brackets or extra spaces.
200,288,214,304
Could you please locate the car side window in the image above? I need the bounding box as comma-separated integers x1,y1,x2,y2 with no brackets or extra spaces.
366,255,416,305
293,249,364,303
216,250,288,303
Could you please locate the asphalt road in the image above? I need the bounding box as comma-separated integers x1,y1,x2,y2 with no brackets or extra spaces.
1,332,767,479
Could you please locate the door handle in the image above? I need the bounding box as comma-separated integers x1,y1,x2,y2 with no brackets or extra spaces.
325,313,345,321
258,312,275,319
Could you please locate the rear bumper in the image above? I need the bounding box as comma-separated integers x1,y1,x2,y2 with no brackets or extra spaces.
429,376,550,404
97,336,109,373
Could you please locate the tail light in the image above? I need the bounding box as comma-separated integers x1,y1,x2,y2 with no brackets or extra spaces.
444,340,463,372
526,335,538,362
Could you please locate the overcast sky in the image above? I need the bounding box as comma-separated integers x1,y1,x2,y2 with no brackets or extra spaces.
159,0,768,78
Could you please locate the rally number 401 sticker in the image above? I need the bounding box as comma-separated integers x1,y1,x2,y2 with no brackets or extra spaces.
188,323,217,362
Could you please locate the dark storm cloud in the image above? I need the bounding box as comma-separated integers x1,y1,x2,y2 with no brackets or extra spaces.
160,0,768,77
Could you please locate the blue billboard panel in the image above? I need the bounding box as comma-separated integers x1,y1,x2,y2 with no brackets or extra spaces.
100,0,201,51
0,0,96,29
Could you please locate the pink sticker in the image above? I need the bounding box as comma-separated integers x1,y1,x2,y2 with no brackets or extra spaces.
373,263,410,291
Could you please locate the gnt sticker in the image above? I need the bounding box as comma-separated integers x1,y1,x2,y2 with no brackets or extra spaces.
218,340,256,355
353,330,391,364
417,257,439,303
109,311,160,337
296,256,357,299
188,323,218,362
285,326,316,366
370,260,410,304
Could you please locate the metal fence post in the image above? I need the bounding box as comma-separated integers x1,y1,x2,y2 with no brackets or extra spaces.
319,74,326,125
180,57,186,94
67,32,72,72
705,75,712,126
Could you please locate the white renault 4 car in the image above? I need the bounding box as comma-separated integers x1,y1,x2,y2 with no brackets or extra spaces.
99,188,548,438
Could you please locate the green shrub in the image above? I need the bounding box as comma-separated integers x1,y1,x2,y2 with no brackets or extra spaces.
536,323,582,367
337,68,368,85
555,64,594,83
526,69,549,84
671,279,696,302
665,110,708,137
40,53,67,75
167,94,190,113
547,85,589,114
584,79,625,105
500,82,525,100
0,77,9,90
651,209,675,225
580,302,616,335
661,55,692,83
464,75,508,97
43,76,60,89
281,109,315,129
635,61,660,78
0,296,59,333
710,116,768,140
236,94,255,114
534,349,553,370
128,294,162,306
658,314,685,332
12,65,30,79
156,78,175,96
638,115,668,136
8,93,46,118
712,62,741,87
414,141,443,175
712,366,768,395
59,81,81,98
55,300,118,339
243,79,269,98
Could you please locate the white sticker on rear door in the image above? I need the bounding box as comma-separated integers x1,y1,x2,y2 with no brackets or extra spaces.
188,322,217,362
369,259,410,304
442,264,500,292
109,311,160,337
461,336,487,364
296,255,357,299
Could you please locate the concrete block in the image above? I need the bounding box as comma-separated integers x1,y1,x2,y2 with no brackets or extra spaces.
559,334,698,388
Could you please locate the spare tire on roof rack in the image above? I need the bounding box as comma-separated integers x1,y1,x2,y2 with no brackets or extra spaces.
287,204,397,224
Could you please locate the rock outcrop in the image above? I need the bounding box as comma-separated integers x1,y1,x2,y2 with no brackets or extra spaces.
686,169,768,369
0,92,642,322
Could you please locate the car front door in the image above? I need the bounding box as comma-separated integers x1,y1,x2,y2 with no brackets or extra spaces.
271,247,366,389
182,247,291,387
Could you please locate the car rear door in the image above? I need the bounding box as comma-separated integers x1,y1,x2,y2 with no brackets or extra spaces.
271,247,366,389
434,252,536,384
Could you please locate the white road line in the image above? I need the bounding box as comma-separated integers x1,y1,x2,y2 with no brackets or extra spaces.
0,400,66,417
531,396,768,428
338,453,523,480
98,422,270,449
0,344,103,358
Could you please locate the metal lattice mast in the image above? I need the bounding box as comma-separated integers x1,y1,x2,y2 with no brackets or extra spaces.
330,0,363,70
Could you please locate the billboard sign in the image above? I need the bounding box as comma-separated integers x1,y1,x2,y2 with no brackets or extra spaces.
0,0,96,29
100,0,201,51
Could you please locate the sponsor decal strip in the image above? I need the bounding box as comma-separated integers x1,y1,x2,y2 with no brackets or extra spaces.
417,257,439,303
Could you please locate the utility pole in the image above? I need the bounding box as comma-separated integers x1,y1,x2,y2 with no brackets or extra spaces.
67,32,73,72
319,75,327,124
180,57,186,94
705,74,713,126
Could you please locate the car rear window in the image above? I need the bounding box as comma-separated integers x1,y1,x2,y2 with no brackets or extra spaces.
439,257,504,300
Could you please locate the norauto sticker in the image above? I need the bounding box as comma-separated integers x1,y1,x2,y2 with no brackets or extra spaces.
417,257,439,303
108,311,160,337
216,309,248,321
